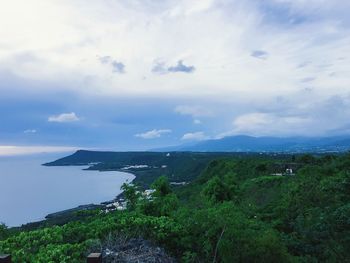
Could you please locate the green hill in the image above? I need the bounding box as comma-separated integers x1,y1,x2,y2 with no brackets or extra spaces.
2,152,349,262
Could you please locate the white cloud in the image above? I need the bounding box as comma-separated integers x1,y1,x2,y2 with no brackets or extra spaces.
251,50,269,60
175,105,213,118
0,0,346,118
181,131,208,141
1,0,348,101
0,145,78,156
48,112,80,123
0,0,350,139
24,129,37,133
218,112,312,137
193,119,201,124
234,113,274,131
135,129,171,139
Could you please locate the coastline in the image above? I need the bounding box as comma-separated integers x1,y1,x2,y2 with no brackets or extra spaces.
15,150,221,229
43,170,134,222
1,155,135,229
27,170,135,229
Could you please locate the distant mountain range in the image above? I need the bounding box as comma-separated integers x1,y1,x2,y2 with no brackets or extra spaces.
154,135,350,153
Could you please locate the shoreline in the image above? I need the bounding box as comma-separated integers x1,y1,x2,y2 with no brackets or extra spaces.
13,150,225,229
42,169,136,221
6,166,135,230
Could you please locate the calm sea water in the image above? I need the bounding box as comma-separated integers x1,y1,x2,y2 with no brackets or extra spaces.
0,153,134,227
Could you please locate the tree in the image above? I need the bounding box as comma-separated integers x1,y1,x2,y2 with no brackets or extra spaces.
151,176,172,197
140,176,179,217
121,183,140,210
0,223,8,240
298,154,316,164
202,176,232,203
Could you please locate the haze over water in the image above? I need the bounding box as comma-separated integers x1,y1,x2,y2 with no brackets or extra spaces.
0,153,134,227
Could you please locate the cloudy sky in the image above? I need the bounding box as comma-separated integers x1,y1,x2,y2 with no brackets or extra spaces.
0,0,350,154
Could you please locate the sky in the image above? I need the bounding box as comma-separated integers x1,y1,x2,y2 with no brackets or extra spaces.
0,0,350,155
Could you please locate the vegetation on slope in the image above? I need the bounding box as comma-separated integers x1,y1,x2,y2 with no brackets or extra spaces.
44,150,296,187
1,153,350,262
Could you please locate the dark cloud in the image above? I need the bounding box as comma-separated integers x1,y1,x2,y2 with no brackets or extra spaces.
111,61,125,73
251,50,268,60
151,61,167,74
99,56,112,64
301,77,316,83
303,87,314,92
297,61,311,68
168,60,195,73
152,60,195,74
98,56,125,73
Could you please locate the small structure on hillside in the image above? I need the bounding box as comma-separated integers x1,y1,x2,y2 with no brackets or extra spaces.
285,168,294,175
170,181,188,186
271,168,295,176
142,189,156,200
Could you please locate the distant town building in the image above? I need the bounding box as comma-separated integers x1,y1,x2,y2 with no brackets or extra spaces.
285,168,294,175
170,181,187,186
143,189,156,199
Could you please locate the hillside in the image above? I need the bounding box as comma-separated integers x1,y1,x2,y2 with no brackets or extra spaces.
44,150,293,187
1,153,349,262
155,135,350,152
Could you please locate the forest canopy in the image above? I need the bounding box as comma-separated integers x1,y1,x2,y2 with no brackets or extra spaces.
1,153,350,262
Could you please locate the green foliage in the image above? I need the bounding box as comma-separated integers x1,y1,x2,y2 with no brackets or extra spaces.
298,154,317,164
3,153,350,262
197,160,240,204
145,193,179,217
202,176,232,203
48,151,248,188
151,176,172,197
0,223,8,240
175,203,293,262
139,176,179,217
121,182,140,210
0,212,183,262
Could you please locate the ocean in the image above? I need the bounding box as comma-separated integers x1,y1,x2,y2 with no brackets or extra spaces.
0,153,134,226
